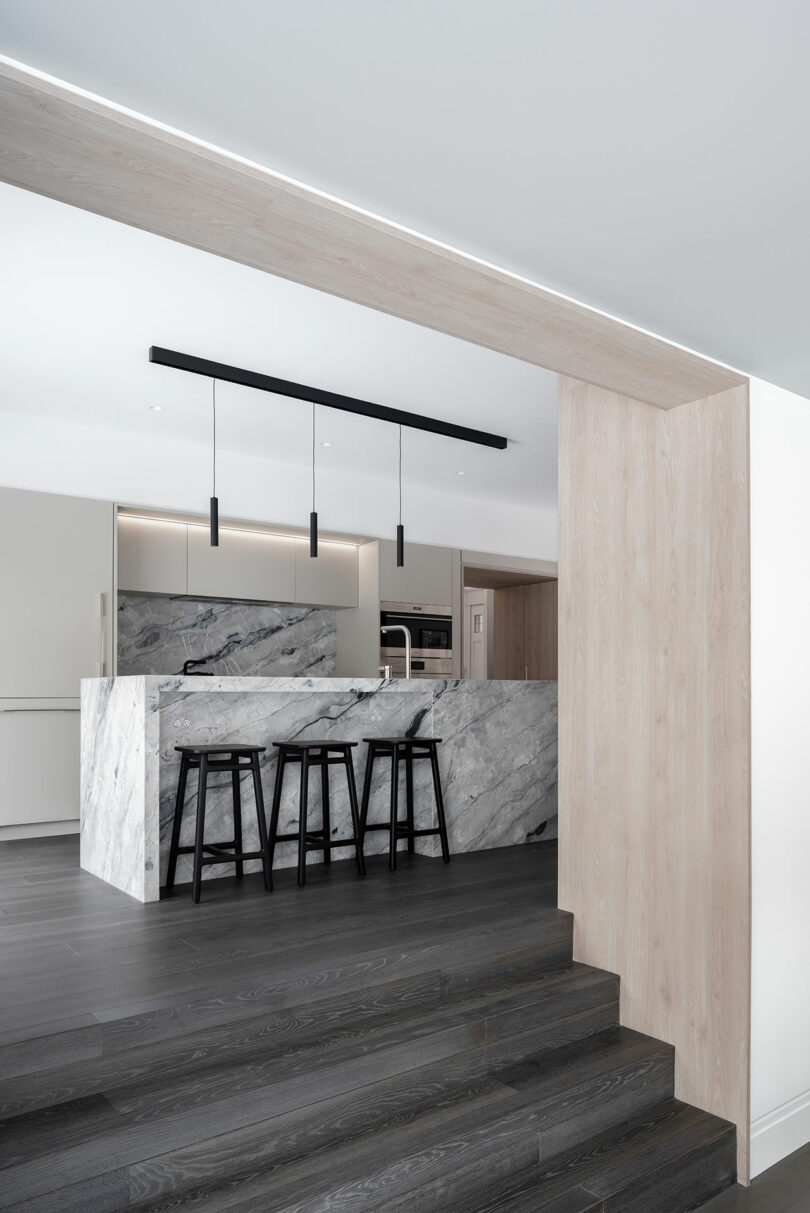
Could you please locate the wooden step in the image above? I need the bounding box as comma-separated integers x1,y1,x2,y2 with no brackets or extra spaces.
0,842,735,1213
0,965,619,1206
0,903,573,1082
453,1099,736,1213
131,1030,675,1212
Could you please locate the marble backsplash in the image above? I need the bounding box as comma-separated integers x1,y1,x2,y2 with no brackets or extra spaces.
117,593,337,678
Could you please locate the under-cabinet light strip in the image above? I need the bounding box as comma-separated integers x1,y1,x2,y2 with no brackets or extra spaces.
118,513,359,548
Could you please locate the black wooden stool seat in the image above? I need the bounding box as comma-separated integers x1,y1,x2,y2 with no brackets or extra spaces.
268,742,366,887
166,745,272,903
360,737,451,870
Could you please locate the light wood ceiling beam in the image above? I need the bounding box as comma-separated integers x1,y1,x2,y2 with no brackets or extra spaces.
0,60,745,408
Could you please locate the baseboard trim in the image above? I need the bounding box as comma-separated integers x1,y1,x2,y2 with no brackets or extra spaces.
751,1087,810,1178
0,820,79,842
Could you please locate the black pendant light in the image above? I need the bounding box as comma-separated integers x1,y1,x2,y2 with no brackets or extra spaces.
396,423,405,567
309,402,318,558
210,379,219,546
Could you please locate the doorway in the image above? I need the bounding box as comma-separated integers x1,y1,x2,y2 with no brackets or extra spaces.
462,565,558,681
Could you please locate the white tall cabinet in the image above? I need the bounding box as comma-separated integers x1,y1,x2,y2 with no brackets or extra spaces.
0,487,115,837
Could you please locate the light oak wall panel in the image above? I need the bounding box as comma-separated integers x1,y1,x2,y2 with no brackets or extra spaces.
557,377,751,1180
525,580,558,680
0,61,745,409
492,586,526,680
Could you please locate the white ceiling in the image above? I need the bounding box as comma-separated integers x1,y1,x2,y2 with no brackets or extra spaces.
0,183,558,510
1,0,809,397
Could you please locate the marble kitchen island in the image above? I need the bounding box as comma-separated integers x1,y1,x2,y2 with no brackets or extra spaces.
81,676,558,902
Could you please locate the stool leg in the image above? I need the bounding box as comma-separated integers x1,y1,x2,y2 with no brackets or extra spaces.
344,750,366,878
298,750,310,887
389,744,400,872
267,752,285,870
429,744,451,864
321,753,331,866
251,753,273,893
192,754,208,903
232,764,244,881
359,746,375,840
165,754,189,891
405,750,415,854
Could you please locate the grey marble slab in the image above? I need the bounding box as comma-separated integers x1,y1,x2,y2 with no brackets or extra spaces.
81,677,558,901
117,594,337,678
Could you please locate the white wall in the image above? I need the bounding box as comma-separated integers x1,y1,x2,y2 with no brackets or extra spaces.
0,409,557,559
750,378,810,1176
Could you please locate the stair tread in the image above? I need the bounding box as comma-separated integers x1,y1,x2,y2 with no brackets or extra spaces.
138,1030,673,1213
455,1098,735,1211
0,1028,666,1209
0,960,617,1120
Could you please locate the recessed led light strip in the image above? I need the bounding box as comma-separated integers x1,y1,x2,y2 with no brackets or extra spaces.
118,513,360,548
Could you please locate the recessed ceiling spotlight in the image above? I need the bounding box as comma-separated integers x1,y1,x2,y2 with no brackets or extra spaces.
456,470,465,476
149,404,163,412
320,441,332,447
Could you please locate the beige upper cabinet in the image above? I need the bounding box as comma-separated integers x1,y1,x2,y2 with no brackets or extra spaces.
118,514,359,608
379,539,453,606
0,486,114,698
187,524,297,603
118,515,187,595
294,539,358,608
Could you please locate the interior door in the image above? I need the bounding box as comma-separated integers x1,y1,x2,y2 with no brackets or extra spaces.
463,592,488,679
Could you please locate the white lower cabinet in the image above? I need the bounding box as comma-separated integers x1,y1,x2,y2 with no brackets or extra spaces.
0,703,80,829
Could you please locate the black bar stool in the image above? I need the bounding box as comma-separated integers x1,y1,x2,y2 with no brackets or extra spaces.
166,745,272,903
268,742,366,886
359,737,451,870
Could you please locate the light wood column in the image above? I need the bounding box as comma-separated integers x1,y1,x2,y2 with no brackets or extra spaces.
557,376,751,1180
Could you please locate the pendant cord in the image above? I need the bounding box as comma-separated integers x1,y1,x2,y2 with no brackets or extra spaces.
398,424,402,525
212,379,217,498
312,403,316,512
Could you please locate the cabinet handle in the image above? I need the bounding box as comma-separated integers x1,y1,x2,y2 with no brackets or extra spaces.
98,592,106,677
525,665,529,680
0,708,80,713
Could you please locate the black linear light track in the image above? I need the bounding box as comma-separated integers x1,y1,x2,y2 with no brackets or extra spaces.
149,347,508,450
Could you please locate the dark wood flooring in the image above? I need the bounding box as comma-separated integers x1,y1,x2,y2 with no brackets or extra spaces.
699,1143,810,1212
0,835,737,1211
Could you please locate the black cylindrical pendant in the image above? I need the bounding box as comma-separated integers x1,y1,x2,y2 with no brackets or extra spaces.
210,496,219,547
310,510,318,558
396,523,404,567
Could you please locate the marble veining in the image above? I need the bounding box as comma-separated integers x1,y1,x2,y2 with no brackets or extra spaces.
117,593,337,677
81,676,558,901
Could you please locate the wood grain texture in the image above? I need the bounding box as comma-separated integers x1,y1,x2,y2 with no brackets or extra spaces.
0,61,745,410
525,581,559,680
492,587,526,680
0,839,735,1210
557,376,751,1181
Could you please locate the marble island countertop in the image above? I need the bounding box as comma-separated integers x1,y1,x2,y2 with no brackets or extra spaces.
81,675,558,902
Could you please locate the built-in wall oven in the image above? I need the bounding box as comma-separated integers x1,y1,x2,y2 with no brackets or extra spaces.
380,602,453,678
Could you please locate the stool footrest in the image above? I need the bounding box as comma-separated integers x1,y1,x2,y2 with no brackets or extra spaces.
201,849,267,865
395,825,446,837
175,841,236,855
